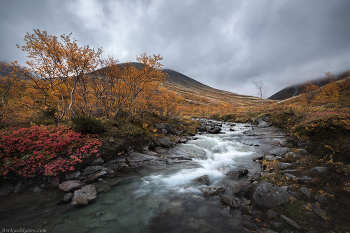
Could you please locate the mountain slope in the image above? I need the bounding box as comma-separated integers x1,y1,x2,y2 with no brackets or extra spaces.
161,69,270,108
269,71,350,100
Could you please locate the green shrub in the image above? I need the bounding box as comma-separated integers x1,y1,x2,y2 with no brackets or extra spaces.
71,115,104,134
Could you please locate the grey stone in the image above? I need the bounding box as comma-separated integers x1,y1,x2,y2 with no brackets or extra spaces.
201,186,225,197
158,137,172,148
285,152,297,158
251,210,264,219
58,180,84,192
221,195,240,208
211,126,222,134
91,157,104,166
63,192,73,202
280,215,301,229
179,136,188,143
252,181,295,208
87,170,108,182
83,165,102,175
266,209,278,219
161,129,167,134
299,187,312,199
277,162,293,170
270,147,290,157
71,185,97,205
227,218,241,228
285,174,314,183
232,181,252,196
195,175,209,186
243,220,256,231
65,171,81,180
270,221,282,228
33,186,42,193
310,167,329,176
249,171,261,182
226,169,249,179
221,206,231,216
297,149,308,155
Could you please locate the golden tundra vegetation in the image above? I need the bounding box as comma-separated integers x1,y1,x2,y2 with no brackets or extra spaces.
1,30,350,231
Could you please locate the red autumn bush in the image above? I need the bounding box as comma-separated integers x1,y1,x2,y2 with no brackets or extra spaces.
0,125,103,178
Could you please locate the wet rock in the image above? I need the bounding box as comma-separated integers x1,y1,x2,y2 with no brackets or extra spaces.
226,169,249,179
257,120,269,128
253,156,264,162
71,185,97,205
161,129,167,134
65,171,81,180
201,186,225,197
252,181,294,208
83,165,102,175
227,218,241,228
186,217,201,230
266,209,278,219
63,192,73,202
280,215,301,229
277,162,293,170
299,187,312,199
221,206,231,216
179,136,188,143
195,175,209,186
277,169,298,174
13,180,32,194
87,170,108,182
33,186,42,193
270,147,290,157
229,128,235,131
264,155,282,161
91,157,104,166
221,195,240,208
158,137,172,148
58,180,84,192
310,167,329,176
211,126,222,134
232,181,252,197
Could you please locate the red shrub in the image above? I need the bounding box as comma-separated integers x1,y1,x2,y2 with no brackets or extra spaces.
0,125,103,178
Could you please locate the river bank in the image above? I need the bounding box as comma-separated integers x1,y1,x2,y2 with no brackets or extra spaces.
0,119,348,232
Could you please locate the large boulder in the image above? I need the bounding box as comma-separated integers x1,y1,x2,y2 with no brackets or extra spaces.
58,180,84,192
82,165,103,176
221,195,240,208
201,186,225,197
158,137,172,148
195,175,210,186
251,181,295,208
71,185,97,205
270,147,291,157
226,169,249,179
232,181,252,197
210,126,221,134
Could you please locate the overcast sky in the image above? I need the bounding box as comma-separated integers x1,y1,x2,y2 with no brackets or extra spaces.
1,0,350,97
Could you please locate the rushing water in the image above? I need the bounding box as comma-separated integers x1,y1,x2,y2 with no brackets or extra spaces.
1,122,268,233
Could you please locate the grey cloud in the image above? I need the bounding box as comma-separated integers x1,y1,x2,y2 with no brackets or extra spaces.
1,0,350,97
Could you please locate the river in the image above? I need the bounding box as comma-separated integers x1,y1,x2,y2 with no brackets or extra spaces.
1,121,287,233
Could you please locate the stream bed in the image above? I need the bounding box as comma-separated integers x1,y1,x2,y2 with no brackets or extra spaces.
0,122,288,233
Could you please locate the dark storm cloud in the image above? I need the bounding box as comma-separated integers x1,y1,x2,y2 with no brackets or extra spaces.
1,0,350,97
